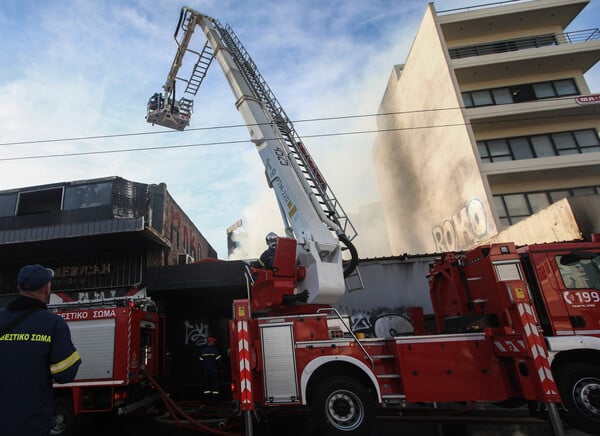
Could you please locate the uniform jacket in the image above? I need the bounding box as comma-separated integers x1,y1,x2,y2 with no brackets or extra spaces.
0,295,81,436
199,344,222,374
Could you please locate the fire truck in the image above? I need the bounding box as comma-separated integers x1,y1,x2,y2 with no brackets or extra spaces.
144,6,600,436
48,289,164,436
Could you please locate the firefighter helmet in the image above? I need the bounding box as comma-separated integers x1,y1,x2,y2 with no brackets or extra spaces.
265,232,278,248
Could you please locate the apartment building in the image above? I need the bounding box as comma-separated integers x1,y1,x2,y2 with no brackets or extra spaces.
373,0,600,254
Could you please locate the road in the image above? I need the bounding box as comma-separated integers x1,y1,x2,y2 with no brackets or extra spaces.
74,403,590,436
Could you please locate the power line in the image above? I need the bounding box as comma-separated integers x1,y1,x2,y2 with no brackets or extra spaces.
0,104,597,162
1,109,597,162
0,107,460,148
0,95,592,149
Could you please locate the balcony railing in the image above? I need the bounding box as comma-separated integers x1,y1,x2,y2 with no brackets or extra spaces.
448,29,600,59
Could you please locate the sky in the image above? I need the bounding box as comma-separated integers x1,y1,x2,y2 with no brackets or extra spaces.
1,0,599,260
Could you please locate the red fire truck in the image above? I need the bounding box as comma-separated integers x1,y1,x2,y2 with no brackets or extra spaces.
49,289,164,436
140,6,600,436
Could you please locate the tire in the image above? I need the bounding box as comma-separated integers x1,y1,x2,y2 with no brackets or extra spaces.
311,376,375,436
50,397,75,436
556,362,600,435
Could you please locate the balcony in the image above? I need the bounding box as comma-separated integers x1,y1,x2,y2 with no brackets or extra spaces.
449,29,599,59
451,31,600,86
438,0,589,42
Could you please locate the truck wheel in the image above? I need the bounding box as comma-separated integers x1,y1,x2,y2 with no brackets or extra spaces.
557,362,600,435
311,376,374,436
50,397,74,436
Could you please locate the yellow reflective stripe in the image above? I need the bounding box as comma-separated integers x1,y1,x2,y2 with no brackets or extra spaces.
50,351,81,375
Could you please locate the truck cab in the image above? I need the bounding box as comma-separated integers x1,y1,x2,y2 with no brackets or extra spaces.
518,239,600,338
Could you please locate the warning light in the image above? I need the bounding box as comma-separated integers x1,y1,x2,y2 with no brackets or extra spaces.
231,382,237,393
128,300,135,308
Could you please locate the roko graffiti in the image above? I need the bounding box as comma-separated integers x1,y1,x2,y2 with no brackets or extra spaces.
431,198,493,252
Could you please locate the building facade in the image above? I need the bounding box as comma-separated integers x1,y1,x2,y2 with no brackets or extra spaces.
0,177,216,298
374,0,600,254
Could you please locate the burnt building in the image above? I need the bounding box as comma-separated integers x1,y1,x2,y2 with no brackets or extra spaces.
0,176,216,299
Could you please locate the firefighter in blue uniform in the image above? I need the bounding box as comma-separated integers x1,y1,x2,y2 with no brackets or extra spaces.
0,264,82,436
199,336,222,400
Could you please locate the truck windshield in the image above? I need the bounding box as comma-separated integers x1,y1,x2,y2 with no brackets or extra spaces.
556,254,600,290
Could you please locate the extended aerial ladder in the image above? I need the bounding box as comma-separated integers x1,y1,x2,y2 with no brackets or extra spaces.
147,7,358,305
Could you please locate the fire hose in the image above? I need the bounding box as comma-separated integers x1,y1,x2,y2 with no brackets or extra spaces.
141,367,243,436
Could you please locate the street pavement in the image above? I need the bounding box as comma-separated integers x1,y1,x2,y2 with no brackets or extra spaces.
75,404,591,436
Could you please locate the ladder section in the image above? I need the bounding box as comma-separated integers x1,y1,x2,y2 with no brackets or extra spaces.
184,41,214,96
214,20,357,242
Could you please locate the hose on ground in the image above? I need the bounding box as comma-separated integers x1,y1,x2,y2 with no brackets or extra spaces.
141,367,243,436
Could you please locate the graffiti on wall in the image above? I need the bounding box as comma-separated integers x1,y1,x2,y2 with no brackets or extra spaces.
168,205,202,260
431,198,492,252
184,320,209,347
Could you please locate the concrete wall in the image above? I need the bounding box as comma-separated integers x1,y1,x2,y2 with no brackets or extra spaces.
373,4,497,255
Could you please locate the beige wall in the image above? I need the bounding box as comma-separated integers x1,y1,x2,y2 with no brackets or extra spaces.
373,4,497,254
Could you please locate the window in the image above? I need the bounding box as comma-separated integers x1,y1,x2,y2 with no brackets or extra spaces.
556,255,600,290
63,182,113,210
533,82,555,98
477,129,599,162
0,194,17,217
528,193,550,213
17,188,63,216
495,186,600,225
531,135,555,157
510,137,534,160
471,90,493,106
492,88,512,104
463,79,579,108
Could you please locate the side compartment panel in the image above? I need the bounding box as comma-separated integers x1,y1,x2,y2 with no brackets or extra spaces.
68,319,116,380
260,323,299,403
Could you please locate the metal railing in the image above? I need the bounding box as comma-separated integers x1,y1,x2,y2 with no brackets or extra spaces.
449,29,600,59
438,0,531,14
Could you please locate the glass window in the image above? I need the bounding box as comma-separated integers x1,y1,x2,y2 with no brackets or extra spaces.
504,194,530,216
488,140,511,161
556,256,600,290
63,182,113,210
0,193,17,217
549,190,569,203
582,145,600,153
477,142,490,162
462,93,474,108
471,90,494,106
510,137,534,160
531,135,555,157
499,217,511,227
554,79,577,96
574,129,599,146
494,196,507,217
528,193,550,213
533,82,555,98
572,187,597,196
510,85,536,103
553,132,576,150
492,88,512,105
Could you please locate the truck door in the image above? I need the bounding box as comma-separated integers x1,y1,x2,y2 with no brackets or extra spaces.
524,249,600,337
554,251,600,337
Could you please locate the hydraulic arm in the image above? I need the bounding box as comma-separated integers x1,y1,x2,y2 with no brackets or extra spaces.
147,7,358,304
